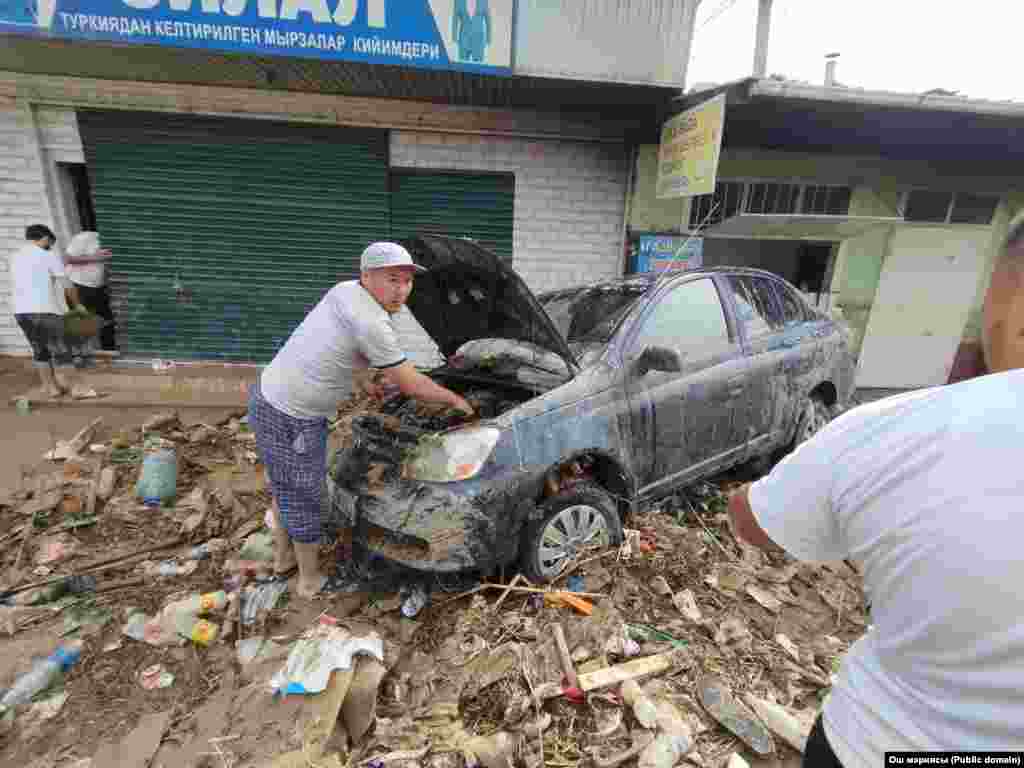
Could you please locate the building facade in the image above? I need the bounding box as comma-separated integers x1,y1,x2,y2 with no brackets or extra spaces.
1,0,698,365
628,79,1024,391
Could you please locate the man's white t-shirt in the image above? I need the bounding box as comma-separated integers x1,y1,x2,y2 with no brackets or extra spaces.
749,370,1024,768
8,244,67,315
65,262,106,289
260,281,405,419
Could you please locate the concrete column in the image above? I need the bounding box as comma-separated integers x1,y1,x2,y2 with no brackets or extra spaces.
752,0,773,78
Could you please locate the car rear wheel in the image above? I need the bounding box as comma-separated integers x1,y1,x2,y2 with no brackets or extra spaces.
521,484,623,584
796,396,833,446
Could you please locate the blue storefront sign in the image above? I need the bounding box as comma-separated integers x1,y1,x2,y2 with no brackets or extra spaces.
0,0,514,74
634,235,703,273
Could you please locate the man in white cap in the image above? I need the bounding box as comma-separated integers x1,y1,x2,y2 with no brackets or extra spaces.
249,242,473,599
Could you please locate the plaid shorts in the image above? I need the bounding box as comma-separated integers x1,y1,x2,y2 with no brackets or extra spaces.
248,382,328,544
14,313,72,366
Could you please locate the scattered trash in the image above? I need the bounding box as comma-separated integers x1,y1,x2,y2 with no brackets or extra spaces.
6,574,96,607
400,582,429,618
0,639,83,713
183,538,227,561
239,531,274,562
270,623,384,696
140,560,199,578
236,636,285,666
742,693,813,753
566,574,585,593
43,418,103,461
241,579,289,626
136,442,178,507
713,618,751,651
151,359,176,372
672,589,703,623
15,398,30,415
34,533,81,565
775,633,801,662
138,664,175,690
650,576,672,596
745,583,783,613
698,677,774,755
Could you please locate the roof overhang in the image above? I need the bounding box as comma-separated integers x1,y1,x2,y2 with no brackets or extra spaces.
669,78,1024,165
704,214,907,241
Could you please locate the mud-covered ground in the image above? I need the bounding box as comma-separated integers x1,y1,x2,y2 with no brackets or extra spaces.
0,376,866,768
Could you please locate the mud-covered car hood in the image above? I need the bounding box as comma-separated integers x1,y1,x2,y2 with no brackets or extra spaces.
401,235,577,372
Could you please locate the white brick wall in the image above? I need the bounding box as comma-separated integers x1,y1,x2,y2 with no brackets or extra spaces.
0,102,53,356
390,131,629,366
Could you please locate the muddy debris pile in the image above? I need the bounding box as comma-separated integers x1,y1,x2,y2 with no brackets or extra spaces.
0,401,867,768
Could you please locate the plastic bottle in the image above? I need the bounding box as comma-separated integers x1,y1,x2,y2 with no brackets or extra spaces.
135,446,178,507
184,539,228,561
166,590,228,616
0,640,83,711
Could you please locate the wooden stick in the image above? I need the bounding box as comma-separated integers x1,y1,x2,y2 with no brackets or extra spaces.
575,652,675,693
492,574,523,612
479,583,605,599
437,581,606,607
0,536,183,599
552,623,578,690
552,549,618,584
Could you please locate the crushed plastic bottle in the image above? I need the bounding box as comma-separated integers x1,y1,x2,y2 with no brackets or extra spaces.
184,539,228,561
399,583,429,618
0,640,83,712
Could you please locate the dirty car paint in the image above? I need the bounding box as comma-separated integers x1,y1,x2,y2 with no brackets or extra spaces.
331,256,856,577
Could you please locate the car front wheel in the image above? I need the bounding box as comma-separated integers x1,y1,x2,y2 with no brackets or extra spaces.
521,484,623,584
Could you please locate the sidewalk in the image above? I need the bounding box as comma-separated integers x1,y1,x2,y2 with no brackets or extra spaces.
5,356,257,409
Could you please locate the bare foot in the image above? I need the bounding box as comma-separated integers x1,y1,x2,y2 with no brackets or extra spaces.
45,387,63,398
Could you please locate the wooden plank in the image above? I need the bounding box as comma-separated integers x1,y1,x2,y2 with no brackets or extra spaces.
577,652,675,693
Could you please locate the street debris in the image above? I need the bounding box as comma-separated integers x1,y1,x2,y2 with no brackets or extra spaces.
137,663,174,690
0,398,867,768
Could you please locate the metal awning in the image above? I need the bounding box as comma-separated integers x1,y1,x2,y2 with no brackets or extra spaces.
704,214,907,241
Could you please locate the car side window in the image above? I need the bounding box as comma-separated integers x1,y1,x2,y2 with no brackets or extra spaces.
632,278,732,367
728,276,783,341
777,283,807,326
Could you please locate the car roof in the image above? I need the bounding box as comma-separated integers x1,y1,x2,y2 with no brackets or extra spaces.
536,266,796,299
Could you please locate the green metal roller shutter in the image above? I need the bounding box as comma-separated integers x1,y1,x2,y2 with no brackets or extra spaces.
390,171,515,263
78,110,389,363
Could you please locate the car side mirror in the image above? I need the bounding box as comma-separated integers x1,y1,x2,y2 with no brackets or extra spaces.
633,345,683,376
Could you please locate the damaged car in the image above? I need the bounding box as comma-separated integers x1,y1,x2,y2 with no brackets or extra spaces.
329,234,856,583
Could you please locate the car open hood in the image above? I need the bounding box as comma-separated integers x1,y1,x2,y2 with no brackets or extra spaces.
401,235,578,373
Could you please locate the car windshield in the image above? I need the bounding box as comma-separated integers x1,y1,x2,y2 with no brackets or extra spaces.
540,284,649,344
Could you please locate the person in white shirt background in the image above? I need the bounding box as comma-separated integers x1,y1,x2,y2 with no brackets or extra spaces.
7,224,84,397
64,231,115,353
728,214,1024,767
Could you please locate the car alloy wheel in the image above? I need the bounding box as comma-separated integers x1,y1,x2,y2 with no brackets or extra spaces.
522,484,623,583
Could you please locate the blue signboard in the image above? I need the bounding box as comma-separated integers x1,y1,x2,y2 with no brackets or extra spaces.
635,235,703,273
0,0,514,74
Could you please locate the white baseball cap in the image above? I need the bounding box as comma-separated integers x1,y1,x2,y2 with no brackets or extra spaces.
360,242,426,272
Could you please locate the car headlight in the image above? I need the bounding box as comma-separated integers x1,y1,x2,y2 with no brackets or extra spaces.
403,426,501,483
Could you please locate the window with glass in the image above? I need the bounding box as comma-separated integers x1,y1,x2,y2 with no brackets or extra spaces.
776,283,807,326
728,276,783,342
632,279,732,366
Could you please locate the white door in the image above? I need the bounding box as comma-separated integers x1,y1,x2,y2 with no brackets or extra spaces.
856,227,991,389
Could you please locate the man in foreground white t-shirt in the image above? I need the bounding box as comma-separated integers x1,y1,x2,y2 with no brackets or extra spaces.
249,242,473,599
729,217,1024,767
